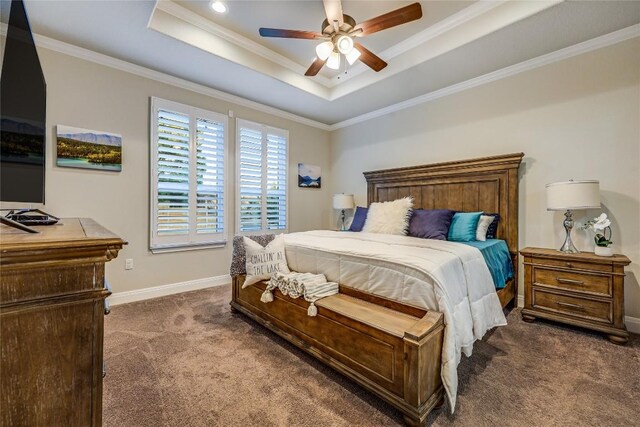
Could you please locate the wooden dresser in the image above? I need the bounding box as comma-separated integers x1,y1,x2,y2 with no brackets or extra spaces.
0,218,124,426
520,247,631,344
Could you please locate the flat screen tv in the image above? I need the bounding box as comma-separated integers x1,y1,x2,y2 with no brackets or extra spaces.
0,0,47,203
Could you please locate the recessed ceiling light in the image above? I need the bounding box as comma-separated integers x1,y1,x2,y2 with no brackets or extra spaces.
210,1,227,14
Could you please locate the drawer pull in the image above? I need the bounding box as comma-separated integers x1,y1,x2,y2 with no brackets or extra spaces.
556,278,583,286
556,301,584,310
565,262,573,268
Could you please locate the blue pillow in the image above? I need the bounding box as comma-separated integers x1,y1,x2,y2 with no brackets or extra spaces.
408,209,454,240
349,206,368,232
448,212,483,241
485,213,500,239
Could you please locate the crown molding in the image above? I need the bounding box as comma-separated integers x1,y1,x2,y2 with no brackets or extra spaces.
153,0,333,88
148,3,330,99
329,0,564,100
328,23,640,130
150,0,562,100
336,0,507,84
1,22,636,131
0,23,332,131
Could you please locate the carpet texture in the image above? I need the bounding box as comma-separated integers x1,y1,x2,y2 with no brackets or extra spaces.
104,286,639,426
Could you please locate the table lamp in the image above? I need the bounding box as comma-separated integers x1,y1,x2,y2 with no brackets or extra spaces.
333,194,354,231
546,180,600,253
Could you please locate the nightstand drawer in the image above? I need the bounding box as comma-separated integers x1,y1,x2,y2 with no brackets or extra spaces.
530,256,612,273
533,267,611,296
532,289,612,323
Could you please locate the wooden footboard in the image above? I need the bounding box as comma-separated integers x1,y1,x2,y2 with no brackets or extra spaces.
231,275,445,426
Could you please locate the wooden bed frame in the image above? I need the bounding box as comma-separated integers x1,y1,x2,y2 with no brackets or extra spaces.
231,153,524,426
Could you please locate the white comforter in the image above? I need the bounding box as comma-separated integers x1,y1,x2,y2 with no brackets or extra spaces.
283,231,507,410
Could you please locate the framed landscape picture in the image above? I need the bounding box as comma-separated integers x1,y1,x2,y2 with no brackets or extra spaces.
56,125,122,171
298,163,321,188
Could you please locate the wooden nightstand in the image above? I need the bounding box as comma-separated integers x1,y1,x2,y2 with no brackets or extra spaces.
520,247,631,344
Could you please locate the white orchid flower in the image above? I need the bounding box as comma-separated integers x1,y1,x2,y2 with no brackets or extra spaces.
594,213,608,222
592,213,611,231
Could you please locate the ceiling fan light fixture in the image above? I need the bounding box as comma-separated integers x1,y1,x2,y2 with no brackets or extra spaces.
326,51,341,70
210,1,227,13
315,41,334,61
336,35,354,54
345,48,361,65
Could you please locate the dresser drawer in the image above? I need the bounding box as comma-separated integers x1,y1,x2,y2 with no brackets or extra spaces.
532,289,612,324
533,267,611,296
530,256,612,273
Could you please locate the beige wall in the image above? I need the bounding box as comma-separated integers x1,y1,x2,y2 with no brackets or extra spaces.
1,44,332,293
330,39,640,318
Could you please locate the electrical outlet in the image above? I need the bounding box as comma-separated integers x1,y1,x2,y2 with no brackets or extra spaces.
125,259,134,270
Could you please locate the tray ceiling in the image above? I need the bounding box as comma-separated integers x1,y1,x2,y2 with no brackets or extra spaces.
2,0,639,125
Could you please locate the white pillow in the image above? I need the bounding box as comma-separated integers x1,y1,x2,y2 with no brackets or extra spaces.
476,215,494,241
243,235,290,288
362,197,413,235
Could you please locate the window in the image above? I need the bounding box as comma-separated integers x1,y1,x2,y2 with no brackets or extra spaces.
150,97,228,252
236,119,288,234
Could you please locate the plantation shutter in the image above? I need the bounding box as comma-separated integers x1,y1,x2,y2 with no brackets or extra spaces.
156,109,190,236
238,125,263,232
237,119,288,234
196,118,225,234
151,98,228,252
266,131,287,230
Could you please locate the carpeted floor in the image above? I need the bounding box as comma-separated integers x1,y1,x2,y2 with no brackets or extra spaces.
103,285,639,427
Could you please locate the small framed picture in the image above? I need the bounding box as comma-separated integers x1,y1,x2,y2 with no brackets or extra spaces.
298,163,321,188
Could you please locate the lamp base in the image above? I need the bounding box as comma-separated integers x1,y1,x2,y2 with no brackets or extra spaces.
558,209,579,253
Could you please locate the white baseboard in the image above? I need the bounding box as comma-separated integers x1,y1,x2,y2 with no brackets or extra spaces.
108,274,231,306
515,294,640,334
625,316,640,334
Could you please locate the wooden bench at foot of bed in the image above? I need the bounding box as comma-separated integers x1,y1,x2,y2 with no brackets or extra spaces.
231,275,445,427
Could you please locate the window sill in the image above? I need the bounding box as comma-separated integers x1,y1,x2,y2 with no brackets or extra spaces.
150,240,227,254
237,230,288,237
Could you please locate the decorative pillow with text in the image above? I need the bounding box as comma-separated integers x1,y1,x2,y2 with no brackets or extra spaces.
243,234,290,288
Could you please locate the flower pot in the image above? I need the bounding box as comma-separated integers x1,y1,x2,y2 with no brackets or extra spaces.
594,246,613,257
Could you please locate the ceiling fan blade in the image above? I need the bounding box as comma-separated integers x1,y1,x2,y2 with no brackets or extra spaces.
322,0,344,27
354,42,387,72
354,3,422,37
259,28,324,39
305,57,327,76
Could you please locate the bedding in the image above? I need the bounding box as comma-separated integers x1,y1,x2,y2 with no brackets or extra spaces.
408,209,454,240
262,272,339,316
475,215,494,241
348,206,368,232
282,230,507,410
460,239,513,289
448,212,482,241
243,235,290,287
230,234,275,276
484,213,500,239
361,197,412,235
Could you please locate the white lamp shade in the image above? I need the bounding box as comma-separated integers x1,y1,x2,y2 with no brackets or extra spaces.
546,180,600,211
326,51,341,70
315,41,333,61
346,48,361,65
336,35,353,54
333,194,354,210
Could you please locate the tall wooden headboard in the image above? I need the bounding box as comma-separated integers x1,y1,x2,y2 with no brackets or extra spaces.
363,153,524,255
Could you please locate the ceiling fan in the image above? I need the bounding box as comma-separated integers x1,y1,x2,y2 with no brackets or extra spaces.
258,1,423,76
